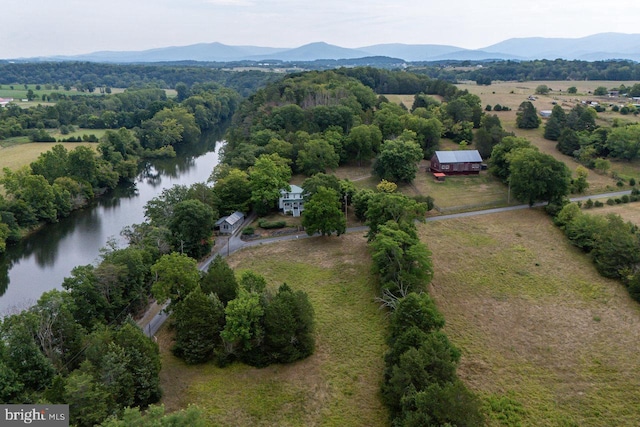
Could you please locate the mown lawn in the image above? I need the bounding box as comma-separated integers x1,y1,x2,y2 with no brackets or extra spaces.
158,234,389,427
423,208,640,426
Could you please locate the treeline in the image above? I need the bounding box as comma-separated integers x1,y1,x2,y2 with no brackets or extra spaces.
0,62,280,97
0,84,241,253
356,187,484,426
0,84,240,141
544,103,640,168
554,198,640,303
409,59,640,83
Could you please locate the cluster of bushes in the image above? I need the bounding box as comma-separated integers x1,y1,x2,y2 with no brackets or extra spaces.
58,134,99,142
358,190,484,425
258,219,287,229
554,202,640,302
167,256,315,368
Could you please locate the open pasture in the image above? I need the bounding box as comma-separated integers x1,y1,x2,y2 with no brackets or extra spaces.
424,208,640,426
158,233,389,427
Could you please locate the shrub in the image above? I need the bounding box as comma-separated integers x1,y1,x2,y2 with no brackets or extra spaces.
631,195,640,202
616,180,624,187
493,104,502,111
584,199,594,209
632,188,640,196
258,219,287,229
630,178,636,186
621,195,630,203
594,200,604,207
242,226,255,235
606,198,615,206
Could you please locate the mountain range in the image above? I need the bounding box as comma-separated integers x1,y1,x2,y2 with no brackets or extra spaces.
22,33,640,63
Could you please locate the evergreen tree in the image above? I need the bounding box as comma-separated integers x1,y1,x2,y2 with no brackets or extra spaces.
516,101,541,129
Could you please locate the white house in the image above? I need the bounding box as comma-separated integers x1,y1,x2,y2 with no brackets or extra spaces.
279,184,305,217
0,98,13,107
215,211,245,235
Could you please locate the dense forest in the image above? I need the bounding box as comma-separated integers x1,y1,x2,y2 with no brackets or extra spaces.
410,59,640,84
0,62,279,96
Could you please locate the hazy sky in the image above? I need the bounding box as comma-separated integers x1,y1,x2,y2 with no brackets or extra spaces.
2,0,638,58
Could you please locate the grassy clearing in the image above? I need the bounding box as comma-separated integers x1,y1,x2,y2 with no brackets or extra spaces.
581,201,640,225
422,209,640,426
0,142,97,171
158,234,389,427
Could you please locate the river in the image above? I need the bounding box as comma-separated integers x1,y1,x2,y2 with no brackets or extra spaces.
0,137,222,316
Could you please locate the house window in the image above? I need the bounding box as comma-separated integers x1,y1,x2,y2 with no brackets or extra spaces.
442,165,450,170
472,163,480,169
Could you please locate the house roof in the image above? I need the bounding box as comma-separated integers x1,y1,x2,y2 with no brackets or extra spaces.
434,150,482,164
215,211,244,226
281,184,303,195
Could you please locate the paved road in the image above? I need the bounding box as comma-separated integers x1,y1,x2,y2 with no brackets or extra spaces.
140,188,633,337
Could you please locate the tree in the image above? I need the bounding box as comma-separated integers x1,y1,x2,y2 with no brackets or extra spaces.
30,144,69,184
151,252,201,310
168,199,215,258
249,154,292,216
370,222,433,297
516,101,541,129
489,136,533,182
567,86,578,94
172,287,225,364
238,271,267,294
535,84,550,95
544,105,566,141
296,138,340,176
344,124,382,166
571,165,589,194
398,380,485,427
591,214,640,279
556,128,581,156
301,186,346,236
263,283,315,364
200,255,238,305
221,289,265,359
606,124,640,161
99,404,207,427
301,173,342,200
65,369,111,427
373,134,423,183
507,148,571,206
593,86,608,96
212,168,251,216
365,192,428,239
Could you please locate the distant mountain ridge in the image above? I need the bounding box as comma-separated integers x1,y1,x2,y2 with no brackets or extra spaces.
16,33,640,63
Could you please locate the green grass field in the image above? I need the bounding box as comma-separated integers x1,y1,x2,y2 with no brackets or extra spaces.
158,234,389,427
0,141,98,171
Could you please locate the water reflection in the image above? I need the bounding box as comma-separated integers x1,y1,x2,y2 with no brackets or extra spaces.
0,132,223,314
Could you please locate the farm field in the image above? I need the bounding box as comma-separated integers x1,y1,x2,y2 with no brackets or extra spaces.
582,201,640,225
158,234,389,427
457,80,640,190
423,208,640,426
0,141,98,171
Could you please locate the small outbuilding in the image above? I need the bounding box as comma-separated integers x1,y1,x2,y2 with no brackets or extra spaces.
430,150,483,175
216,211,245,235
